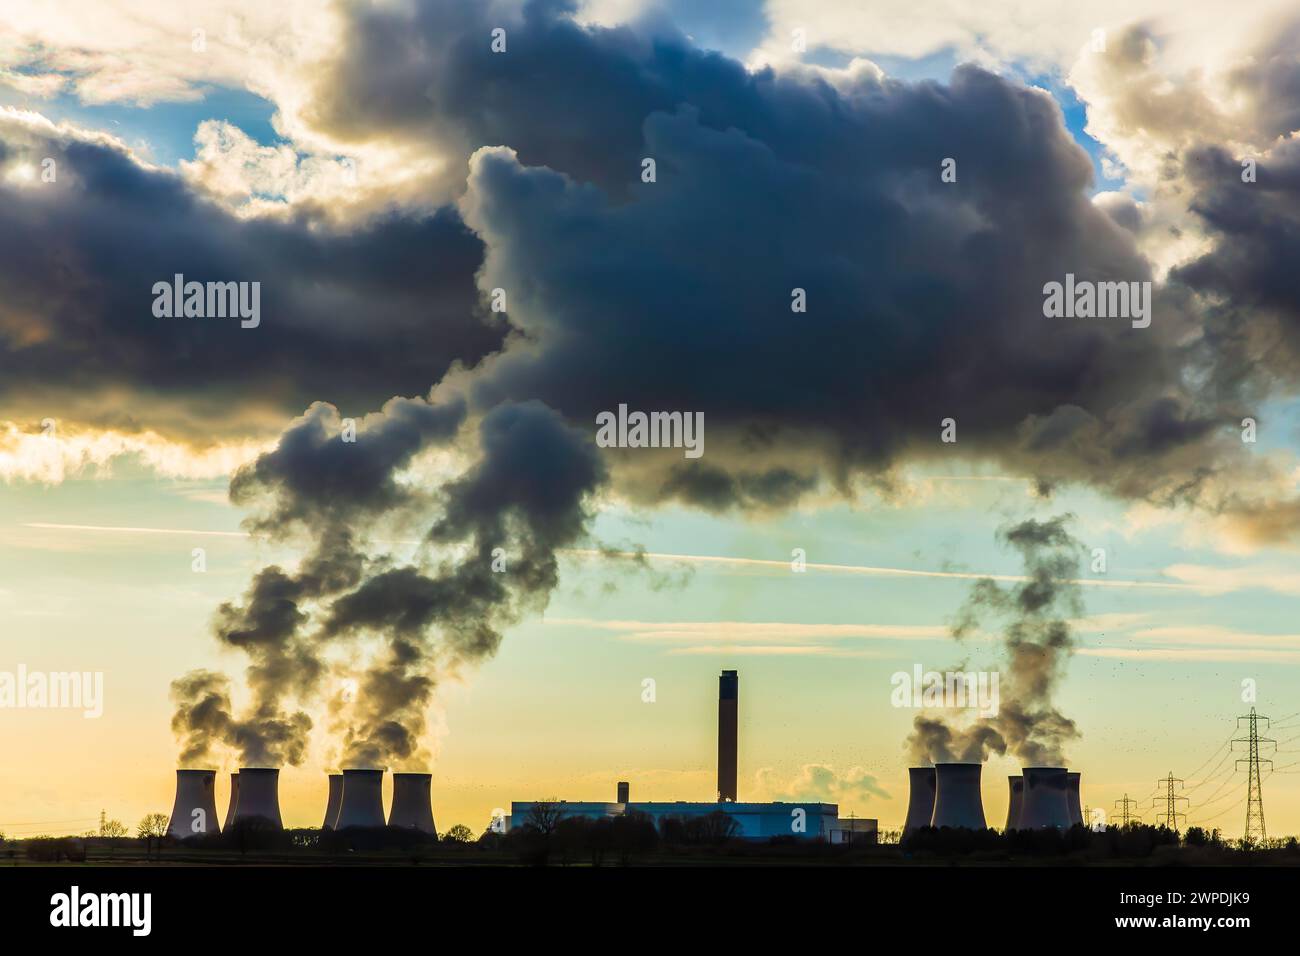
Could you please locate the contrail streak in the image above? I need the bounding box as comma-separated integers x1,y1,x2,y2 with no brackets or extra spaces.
21,523,1203,591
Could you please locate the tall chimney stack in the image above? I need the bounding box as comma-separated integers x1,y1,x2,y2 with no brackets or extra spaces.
336,768,386,829
322,773,343,830
930,762,987,830
223,772,240,830
388,772,437,834
1005,775,1024,831
166,769,220,839
230,767,283,829
617,781,630,803
902,767,937,835
717,670,738,802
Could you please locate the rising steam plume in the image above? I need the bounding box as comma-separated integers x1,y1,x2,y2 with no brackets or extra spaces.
906,514,1083,767
171,395,605,770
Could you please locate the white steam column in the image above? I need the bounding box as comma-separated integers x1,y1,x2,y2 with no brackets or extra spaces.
336,768,386,829
388,772,437,834
166,769,220,839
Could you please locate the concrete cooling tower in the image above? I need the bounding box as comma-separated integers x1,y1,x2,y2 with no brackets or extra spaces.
902,767,937,834
1005,775,1024,831
230,767,283,829
335,768,386,829
223,772,239,830
388,772,437,834
322,773,343,830
166,769,220,839
1019,767,1072,829
930,762,986,830
1066,771,1084,827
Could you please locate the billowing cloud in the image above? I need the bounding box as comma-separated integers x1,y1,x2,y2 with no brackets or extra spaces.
0,108,501,449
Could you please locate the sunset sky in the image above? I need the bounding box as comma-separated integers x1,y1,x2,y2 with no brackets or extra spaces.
3,0,1300,841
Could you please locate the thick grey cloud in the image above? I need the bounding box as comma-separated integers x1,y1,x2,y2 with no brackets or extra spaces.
0,119,501,440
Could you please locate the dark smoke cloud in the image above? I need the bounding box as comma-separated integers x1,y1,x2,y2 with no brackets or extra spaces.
173,399,604,769
169,670,233,768
907,515,1082,767
0,115,500,443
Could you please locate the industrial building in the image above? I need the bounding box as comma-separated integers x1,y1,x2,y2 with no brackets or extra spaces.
507,670,877,843
165,669,879,842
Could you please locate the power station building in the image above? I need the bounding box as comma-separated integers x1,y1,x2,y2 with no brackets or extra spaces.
508,670,877,843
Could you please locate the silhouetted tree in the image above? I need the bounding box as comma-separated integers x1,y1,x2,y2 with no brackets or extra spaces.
137,813,168,860
443,824,474,844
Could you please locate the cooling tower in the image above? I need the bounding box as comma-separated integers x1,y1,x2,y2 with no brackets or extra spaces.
322,773,343,830
1019,767,1072,829
1065,771,1084,827
223,772,239,830
230,767,283,829
718,670,738,802
1005,775,1024,831
388,772,437,834
335,768,386,829
902,767,937,834
930,762,986,830
166,769,220,839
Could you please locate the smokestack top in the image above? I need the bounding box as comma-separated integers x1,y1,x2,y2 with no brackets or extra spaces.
720,670,738,699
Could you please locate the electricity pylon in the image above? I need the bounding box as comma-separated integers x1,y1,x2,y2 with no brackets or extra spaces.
1234,707,1274,845
1114,794,1141,828
1155,772,1187,831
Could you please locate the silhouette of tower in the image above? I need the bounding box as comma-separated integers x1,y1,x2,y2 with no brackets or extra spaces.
1155,772,1187,831
1113,794,1140,828
1234,707,1274,845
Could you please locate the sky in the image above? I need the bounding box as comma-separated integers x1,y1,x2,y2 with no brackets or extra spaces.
2,0,1300,841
